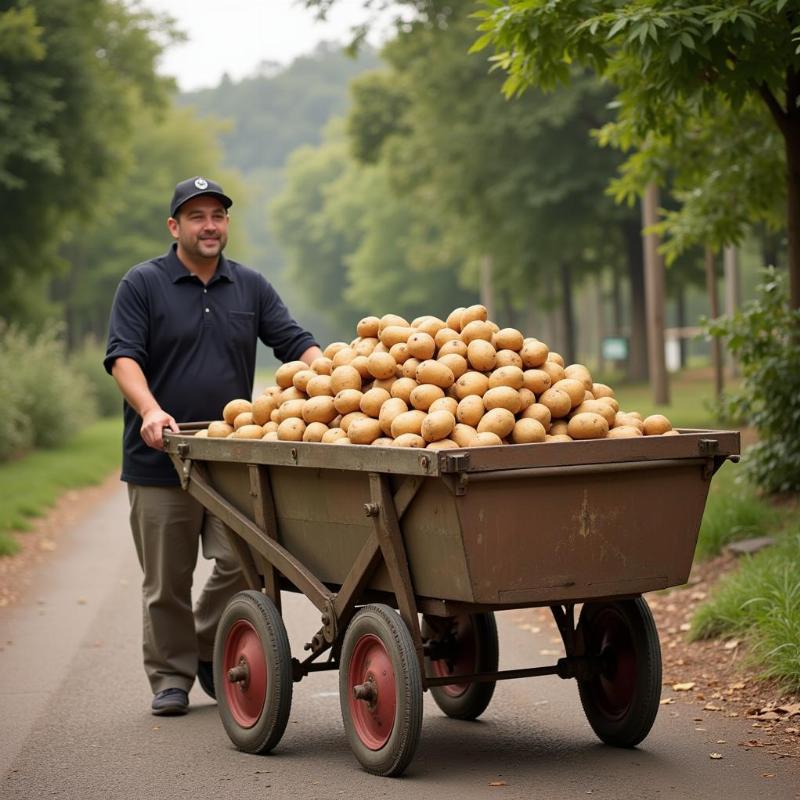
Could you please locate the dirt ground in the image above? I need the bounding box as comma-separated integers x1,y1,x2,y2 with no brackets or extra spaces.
1,474,798,765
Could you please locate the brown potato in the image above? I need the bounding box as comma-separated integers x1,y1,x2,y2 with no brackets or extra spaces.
321,427,348,443
372,376,397,392
208,420,234,438
390,377,418,404
360,387,391,418
195,429,209,438
511,418,546,444
493,327,524,351
457,395,485,427
467,339,496,371
410,383,445,411
331,346,357,368
469,431,503,447
333,437,352,445
459,304,488,329
614,412,644,431
371,437,395,447
483,386,522,415
306,374,334,397
303,396,337,425
661,429,681,436
406,331,436,360
367,351,397,380
353,337,379,357
451,423,478,447
553,378,586,408
261,431,279,441
461,319,494,344
252,395,277,425
592,382,615,399
291,369,315,393
437,353,468,380
519,339,549,368
434,327,460,349
280,386,306,403
340,411,368,433
643,414,673,435
547,351,565,367
426,439,459,450
390,409,427,438
539,360,566,384
378,397,409,436
429,396,458,416
330,365,362,394
446,307,466,332
545,433,573,443
334,389,363,415
607,425,642,439
563,363,593,390
278,399,306,422
572,399,615,427
522,369,551,395
567,412,609,440
401,358,421,379
488,365,524,390
549,420,569,436
520,402,551,429
453,371,490,400
223,398,252,425
350,355,371,381
309,357,332,376
414,316,446,338
277,418,306,441
538,387,572,419
597,395,620,413
477,407,515,438
421,409,456,442
494,349,523,369
348,417,383,445
391,432,426,448
233,411,254,430
379,325,415,348
323,341,348,360
378,313,409,332
416,359,455,389
303,421,329,442
356,316,380,338
262,420,279,434
437,338,468,358
262,385,282,399
518,388,536,410
275,361,307,389
389,342,411,364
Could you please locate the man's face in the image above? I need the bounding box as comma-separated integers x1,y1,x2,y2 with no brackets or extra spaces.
168,196,229,261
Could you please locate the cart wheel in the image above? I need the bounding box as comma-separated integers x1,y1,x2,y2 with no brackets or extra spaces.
339,604,423,777
422,612,498,720
576,597,661,748
214,590,292,754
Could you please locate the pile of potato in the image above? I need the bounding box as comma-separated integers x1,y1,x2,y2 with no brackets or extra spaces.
196,306,676,449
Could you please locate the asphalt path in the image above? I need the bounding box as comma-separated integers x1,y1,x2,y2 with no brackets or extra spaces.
1,484,798,800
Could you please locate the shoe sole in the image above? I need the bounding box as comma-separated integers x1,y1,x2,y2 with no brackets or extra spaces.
151,704,188,716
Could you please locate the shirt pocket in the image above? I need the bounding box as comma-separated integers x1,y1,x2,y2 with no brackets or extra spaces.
227,310,256,346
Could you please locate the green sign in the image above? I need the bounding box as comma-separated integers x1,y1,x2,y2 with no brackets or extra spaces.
602,337,628,361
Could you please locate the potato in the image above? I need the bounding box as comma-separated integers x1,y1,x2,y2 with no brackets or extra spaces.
410,383,445,411
340,411,368,433
416,359,455,388
592,382,615,399
643,414,673,435
195,429,209,438
483,386,522,415
547,351,565,367
306,374,334,397
539,360,566,384
489,365,524,390
583,390,595,402
262,431,279,441
522,369,551,395
330,365,362,394
262,420,279,434
598,395,620,413
552,378,586,408
567,412,609,440
350,355,371,381
275,361,307,389
262,385,282,399
223,398,252,425
280,386,306,403
456,395,485,427
437,353,468,380
372,376,397,392
467,339,496,371
323,341,348,360
378,397,409,436
572,399,615,427
461,319,494,344
371,437,395,447
277,418,306,441
564,363,593,390
269,409,280,423
426,439,459,450
390,377,418,404
607,425,642,439
494,349,523,369
303,421,329,442
434,327,460,349
334,389,363,415
390,409,427,438
367,351,397,380
389,342,411,364
333,437,352,445
356,316,380,338
391,433,427,448
520,402,551,429
379,325,415,348
538,387,572,419
252,395,277,425
348,417,383,445
360,387,391,418
353,337,379,357
208,420,234,438
233,411,254,430
406,331,436,360
459,304,488,329
477,407,515,438
438,338,468,358
321,427,348,443
661,429,681,436
400,358,421,379
291,369,315,393
511,418,546,444
429,396,458,416
421,409,456,442
303,396,337,425
549,420,569,436
446,307,466,332
518,388,535,411
469,431,503,447
519,339,548,368
451,423,479,447
493,327,524,351
414,316,447,338
278,399,306,422
545,433,573,443
378,313,409,332
614,412,644,431
453,371,490,400
331,346,357,368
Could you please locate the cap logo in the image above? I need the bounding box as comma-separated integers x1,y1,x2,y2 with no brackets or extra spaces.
194,177,208,190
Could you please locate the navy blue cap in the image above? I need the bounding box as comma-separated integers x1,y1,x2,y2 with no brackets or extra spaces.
170,176,232,217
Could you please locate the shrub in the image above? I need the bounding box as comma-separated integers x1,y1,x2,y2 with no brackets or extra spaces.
71,336,121,418
707,268,800,493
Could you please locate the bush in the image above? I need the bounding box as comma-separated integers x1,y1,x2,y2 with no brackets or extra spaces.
71,336,121,418
0,321,97,460
707,268,800,493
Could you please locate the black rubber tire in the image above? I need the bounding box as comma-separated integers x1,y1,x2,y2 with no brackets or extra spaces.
214,590,293,754
339,604,423,777
422,612,499,720
577,597,661,748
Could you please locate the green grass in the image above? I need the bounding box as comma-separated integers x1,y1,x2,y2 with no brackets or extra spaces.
691,526,800,692
0,417,121,556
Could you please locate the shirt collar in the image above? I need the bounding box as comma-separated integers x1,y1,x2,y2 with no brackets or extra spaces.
165,243,235,284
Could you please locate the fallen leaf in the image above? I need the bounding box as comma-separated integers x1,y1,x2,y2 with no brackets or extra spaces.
488,781,507,787
723,639,740,650
704,703,723,711
709,753,723,760
761,774,775,779
729,681,746,690
672,682,696,691
660,698,675,705
679,623,691,632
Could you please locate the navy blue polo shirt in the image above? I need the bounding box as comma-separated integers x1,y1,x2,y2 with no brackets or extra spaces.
104,244,317,486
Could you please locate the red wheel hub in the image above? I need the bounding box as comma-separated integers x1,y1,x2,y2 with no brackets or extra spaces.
591,608,636,720
348,634,396,750
430,616,476,698
223,619,267,728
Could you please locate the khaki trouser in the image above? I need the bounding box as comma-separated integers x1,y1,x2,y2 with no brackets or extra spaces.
127,484,248,694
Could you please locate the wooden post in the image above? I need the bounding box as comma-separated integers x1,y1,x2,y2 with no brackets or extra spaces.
642,184,670,404
723,246,740,377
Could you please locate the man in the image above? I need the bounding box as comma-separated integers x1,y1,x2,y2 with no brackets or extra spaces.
104,176,322,716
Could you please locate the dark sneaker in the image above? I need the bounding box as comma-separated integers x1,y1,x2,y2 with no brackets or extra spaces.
197,660,216,700
151,688,189,716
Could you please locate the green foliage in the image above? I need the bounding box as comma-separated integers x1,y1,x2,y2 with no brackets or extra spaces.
707,268,800,493
0,322,96,460
0,417,121,555
70,338,121,419
691,526,800,692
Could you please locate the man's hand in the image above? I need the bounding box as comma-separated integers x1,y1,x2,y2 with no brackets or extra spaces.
140,407,179,451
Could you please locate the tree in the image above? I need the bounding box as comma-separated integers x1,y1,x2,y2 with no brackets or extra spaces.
473,0,800,310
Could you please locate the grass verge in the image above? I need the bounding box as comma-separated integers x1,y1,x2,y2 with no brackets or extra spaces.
0,417,121,556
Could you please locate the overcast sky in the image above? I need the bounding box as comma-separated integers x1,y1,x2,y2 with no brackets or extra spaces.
141,0,394,91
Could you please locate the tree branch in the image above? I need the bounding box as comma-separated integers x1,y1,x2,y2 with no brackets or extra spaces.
758,81,789,135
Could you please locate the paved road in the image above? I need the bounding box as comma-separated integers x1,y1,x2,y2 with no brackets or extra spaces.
1,485,798,800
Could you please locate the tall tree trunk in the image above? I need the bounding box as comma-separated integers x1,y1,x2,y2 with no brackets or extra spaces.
784,121,800,310
723,246,741,377
595,273,607,376
675,285,688,369
623,218,648,382
559,262,576,365
705,246,724,404
611,265,623,335
642,184,669,404
479,254,495,320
